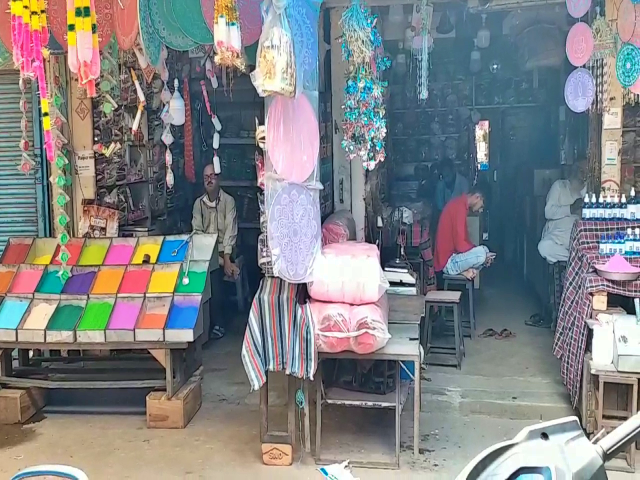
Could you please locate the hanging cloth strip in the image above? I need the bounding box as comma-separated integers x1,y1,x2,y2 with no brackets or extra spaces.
241,277,317,391
183,76,195,183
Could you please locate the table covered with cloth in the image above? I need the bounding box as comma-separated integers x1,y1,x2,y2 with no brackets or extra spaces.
554,220,640,407
241,277,317,391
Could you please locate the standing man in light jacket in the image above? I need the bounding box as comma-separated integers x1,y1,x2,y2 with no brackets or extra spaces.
192,162,239,340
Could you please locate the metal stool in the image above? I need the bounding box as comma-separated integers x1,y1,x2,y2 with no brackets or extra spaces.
424,290,463,369
443,273,476,336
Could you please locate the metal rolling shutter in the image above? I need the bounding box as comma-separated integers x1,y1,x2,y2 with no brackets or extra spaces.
0,71,48,254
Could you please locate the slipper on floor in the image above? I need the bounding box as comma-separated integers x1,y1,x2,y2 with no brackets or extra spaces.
525,313,552,329
210,326,225,340
495,328,516,339
479,328,498,338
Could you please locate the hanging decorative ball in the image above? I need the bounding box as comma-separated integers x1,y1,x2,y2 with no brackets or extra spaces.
566,22,594,67
566,0,591,19
616,43,640,87
564,67,595,113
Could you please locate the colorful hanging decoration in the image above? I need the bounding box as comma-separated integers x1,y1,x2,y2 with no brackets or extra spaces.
413,0,432,102
566,0,591,19
286,0,321,93
213,0,246,71
183,77,196,183
67,0,101,97
138,0,162,67
47,0,68,50
114,0,139,50
564,67,595,113
616,43,640,88
18,77,35,174
566,22,593,67
339,0,391,171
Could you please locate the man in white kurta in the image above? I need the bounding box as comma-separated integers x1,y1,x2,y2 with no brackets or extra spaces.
538,162,587,264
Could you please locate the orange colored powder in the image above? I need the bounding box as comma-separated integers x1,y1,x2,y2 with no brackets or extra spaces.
0,270,15,293
137,313,167,329
91,269,125,294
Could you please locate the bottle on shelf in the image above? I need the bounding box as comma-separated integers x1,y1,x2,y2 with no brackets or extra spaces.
635,228,640,256
590,193,598,220
606,234,614,255
626,228,634,256
621,194,628,221
582,193,590,221
613,193,621,220
597,193,605,220
606,193,613,220
599,234,607,256
630,187,637,222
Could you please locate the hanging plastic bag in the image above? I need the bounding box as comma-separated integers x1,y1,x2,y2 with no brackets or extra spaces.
250,0,296,97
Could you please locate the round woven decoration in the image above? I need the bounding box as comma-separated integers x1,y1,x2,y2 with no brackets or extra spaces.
566,22,594,67
0,3,11,55
564,67,595,113
0,40,12,69
48,0,68,50
138,0,163,66
149,0,197,51
618,0,640,45
95,0,115,50
267,183,321,283
287,0,321,91
114,0,139,50
616,43,640,88
566,0,591,19
172,0,213,45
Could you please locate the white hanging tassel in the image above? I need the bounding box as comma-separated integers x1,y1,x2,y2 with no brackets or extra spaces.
213,154,221,174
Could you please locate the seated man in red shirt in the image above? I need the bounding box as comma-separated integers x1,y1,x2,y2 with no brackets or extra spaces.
434,186,493,280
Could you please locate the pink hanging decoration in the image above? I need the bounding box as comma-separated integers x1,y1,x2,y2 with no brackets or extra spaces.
9,0,21,66
566,22,594,67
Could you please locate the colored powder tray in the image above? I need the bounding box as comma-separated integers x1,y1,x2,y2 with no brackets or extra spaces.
165,295,202,342
1,238,34,264
175,261,209,297
147,264,180,294
157,234,190,264
46,299,86,343
9,265,45,295
135,295,172,342
106,297,144,342
52,238,85,266
18,299,59,342
0,265,18,295
132,237,164,264
62,267,98,296
76,297,116,343
119,265,153,296
25,238,58,265
35,266,69,297
0,298,31,341
91,267,126,295
77,238,111,266
104,238,138,266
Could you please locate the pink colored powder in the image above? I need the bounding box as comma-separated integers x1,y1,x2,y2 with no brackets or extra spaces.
598,254,640,273
104,244,135,265
9,269,44,293
108,299,143,330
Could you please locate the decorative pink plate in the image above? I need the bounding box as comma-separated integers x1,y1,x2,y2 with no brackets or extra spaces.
266,94,319,183
566,0,591,19
95,0,115,50
0,3,11,54
114,0,139,49
618,0,640,46
566,22,594,67
631,76,640,94
48,0,69,50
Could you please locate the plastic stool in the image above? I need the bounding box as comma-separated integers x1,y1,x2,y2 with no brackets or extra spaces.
443,273,476,336
424,290,463,369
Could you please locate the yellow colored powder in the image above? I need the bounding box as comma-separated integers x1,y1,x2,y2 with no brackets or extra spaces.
147,270,179,293
33,255,52,265
132,244,161,264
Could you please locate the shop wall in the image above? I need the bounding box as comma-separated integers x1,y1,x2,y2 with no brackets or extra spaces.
0,69,49,253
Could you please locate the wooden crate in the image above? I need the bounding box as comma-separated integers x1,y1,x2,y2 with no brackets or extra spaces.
146,374,202,429
0,388,46,424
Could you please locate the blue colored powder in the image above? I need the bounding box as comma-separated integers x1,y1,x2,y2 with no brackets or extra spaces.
0,298,31,329
157,240,188,263
165,304,199,329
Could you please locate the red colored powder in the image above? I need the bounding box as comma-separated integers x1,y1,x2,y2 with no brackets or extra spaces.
2,243,31,264
119,269,152,294
52,241,83,266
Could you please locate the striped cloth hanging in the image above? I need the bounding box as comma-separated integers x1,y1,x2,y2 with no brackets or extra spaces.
241,277,317,391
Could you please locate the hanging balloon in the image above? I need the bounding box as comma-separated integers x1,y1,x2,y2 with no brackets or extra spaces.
564,68,595,113
566,22,594,67
618,0,640,45
114,0,139,50
616,43,640,87
566,0,591,19
94,0,115,50
266,94,319,183
267,183,321,283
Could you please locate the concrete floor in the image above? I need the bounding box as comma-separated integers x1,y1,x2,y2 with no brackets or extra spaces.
0,269,637,479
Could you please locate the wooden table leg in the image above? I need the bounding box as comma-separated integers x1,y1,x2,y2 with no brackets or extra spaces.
315,365,322,459
260,377,269,442
287,375,296,447
0,349,12,377
17,349,29,367
303,380,311,453
414,358,420,458
395,361,401,468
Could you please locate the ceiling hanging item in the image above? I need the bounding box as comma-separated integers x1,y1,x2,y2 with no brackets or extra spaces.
267,183,321,283
564,67,595,113
616,43,640,87
414,0,432,103
566,0,591,19
266,94,319,183
138,0,162,66
202,0,262,46
94,0,115,50
48,0,68,50
149,0,197,51
286,0,321,93
173,0,213,45
566,22,594,67
470,39,481,73
618,0,640,45
67,0,101,97
168,78,186,125
476,14,490,49
213,0,246,70
436,10,454,36
0,0,12,56
114,0,139,50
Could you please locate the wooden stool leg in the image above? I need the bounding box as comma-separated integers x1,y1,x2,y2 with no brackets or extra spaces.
468,282,476,334
453,304,461,369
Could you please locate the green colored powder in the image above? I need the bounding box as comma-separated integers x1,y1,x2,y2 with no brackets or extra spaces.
77,301,113,330
47,304,84,331
37,270,67,294
175,270,207,294
78,245,108,265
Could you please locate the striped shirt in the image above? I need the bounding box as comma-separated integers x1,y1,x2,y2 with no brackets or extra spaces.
241,277,317,391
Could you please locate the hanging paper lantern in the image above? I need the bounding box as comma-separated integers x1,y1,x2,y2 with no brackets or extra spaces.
566,0,591,19
616,43,640,88
564,67,595,113
566,22,594,67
